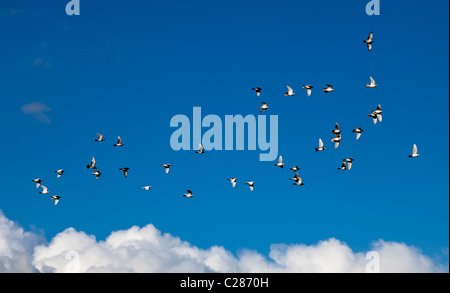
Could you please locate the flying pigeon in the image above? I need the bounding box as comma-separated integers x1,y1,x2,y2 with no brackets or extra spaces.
161,164,171,174
315,138,326,152
87,157,97,169
54,169,65,178
408,144,420,158
343,158,354,170
95,133,105,142
363,32,374,51
290,173,304,186
32,178,43,188
142,186,152,191
92,170,101,179
284,86,295,96
323,84,334,93
352,127,364,140
252,87,262,96
331,133,342,149
195,143,205,154
290,166,300,173
184,189,194,198
228,178,237,188
245,181,255,191
50,195,61,205
274,155,284,168
119,167,129,178
259,102,269,112
113,136,124,147
368,104,383,124
337,162,347,170
302,85,313,97
39,185,49,194
366,76,378,88
332,123,341,135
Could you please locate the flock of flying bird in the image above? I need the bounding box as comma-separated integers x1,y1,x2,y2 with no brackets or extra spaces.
30,32,421,205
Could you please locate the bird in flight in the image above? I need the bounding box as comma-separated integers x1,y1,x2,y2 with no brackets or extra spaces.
366,76,378,88
332,123,341,135
290,166,300,173
32,178,43,188
352,127,364,140
113,136,124,147
161,164,171,174
408,144,420,158
39,185,49,194
95,133,105,142
54,169,65,178
284,86,295,96
87,157,97,169
195,143,205,154
228,178,237,188
315,138,326,152
184,189,194,198
331,133,342,149
119,167,130,178
290,173,304,186
252,87,262,96
259,102,269,112
337,162,347,170
50,195,61,205
363,32,374,51
343,158,354,170
92,170,101,179
302,85,313,97
142,186,152,191
245,181,255,191
368,104,383,124
323,84,334,93
274,155,284,168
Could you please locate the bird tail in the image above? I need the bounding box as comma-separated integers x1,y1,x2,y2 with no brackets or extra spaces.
408,155,413,158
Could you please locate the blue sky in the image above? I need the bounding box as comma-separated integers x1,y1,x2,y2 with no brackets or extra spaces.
0,0,448,268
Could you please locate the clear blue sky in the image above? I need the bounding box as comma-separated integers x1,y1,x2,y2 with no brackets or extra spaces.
0,0,448,261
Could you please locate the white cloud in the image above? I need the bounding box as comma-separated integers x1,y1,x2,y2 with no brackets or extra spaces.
21,102,51,123
0,210,447,273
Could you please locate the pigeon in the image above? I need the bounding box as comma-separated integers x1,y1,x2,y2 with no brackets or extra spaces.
368,105,382,124
332,123,341,135
368,112,378,124
39,185,49,194
87,157,97,169
343,158,354,170
119,167,129,178
352,127,364,140
32,178,43,189
245,181,255,191
92,170,101,179
408,144,420,158
142,186,152,191
337,162,347,170
366,76,378,88
290,173,304,186
331,133,342,149
227,178,237,188
315,138,326,152
302,85,313,97
284,86,295,96
54,169,65,178
259,102,269,112
183,189,194,198
113,136,124,147
95,133,105,142
50,195,61,205
252,87,262,96
274,155,284,168
161,164,171,174
363,32,374,51
195,143,205,154
290,166,300,173
323,84,334,93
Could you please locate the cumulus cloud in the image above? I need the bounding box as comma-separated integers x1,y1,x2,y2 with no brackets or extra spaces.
0,211,447,273
21,102,51,123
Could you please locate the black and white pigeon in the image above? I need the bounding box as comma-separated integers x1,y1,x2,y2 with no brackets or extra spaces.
284,86,295,96
245,181,255,191
274,155,284,168
343,158,354,170
363,32,374,51
195,143,205,154
302,85,313,97
39,185,49,194
352,127,364,140
183,189,194,198
323,84,334,93
290,173,305,186
32,178,43,189
95,133,105,142
366,76,378,88
228,178,237,188
408,144,420,158
259,102,269,112
332,123,341,135
337,162,347,170
92,170,101,179
331,133,342,149
161,164,171,174
290,166,300,173
368,104,383,124
315,138,326,152
54,169,64,178
252,87,262,96
87,157,97,169
50,195,61,205
142,186,152,191
113,136,124,147
119,167,129,178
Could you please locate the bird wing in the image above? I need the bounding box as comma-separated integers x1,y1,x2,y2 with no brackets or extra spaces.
347,161,352,171
377,113,382,122
319,138,324,148
412,144,418,155
356,132,361,140
287,86,293,95
367,43,372,51
91,157,96,167
367,32,373,41
97,133,103,139
307,88,311,97
278,155,283,164
335,141,340,149
41,185,48,193
117,136,122,144
370,76,376,85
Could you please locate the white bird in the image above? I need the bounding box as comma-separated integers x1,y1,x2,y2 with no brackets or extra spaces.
366,76,378,88
50,195,61,205
113,136,124,147
331,133,342,149
32,178,43,189
87,157,97,169
323,84,334,93
363,32,374,51
315,138,326,152
408,144,420,158
302,85,313,97
274,155,284,168
245,181,255,191
290,166,300,173
54,169,65,178
337,162,347,170
343,158,354,170
161,164,171,174
228,178,237,188
95,133,105,142
352,127,364,140
252,87,262,96
39,185,49,194
290,173,304,186
142,186,152,191
92,170,102,179
284,86,295,96
119,167,129,178
184,189,194,198
195,143,205,154
332,123,341,135
259,102,269,112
